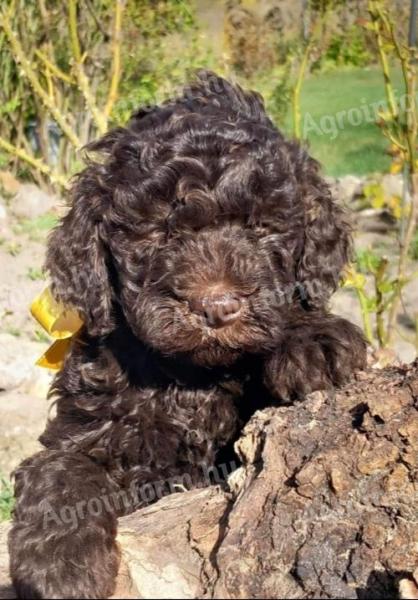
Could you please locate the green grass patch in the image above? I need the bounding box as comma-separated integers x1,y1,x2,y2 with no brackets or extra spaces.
6,241,22,256
411,229,418,261
4,326,21,337
27,266,45,281
283,66,404,176
14,212,58,241
32,328,50,343
0,476,14,521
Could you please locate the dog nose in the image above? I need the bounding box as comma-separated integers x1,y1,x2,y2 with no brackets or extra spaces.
189,293,242,327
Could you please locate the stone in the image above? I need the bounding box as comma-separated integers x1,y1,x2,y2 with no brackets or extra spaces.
0,201,7,221
0,333,50,393
0,523,13,599
381,173,404,200
0,201,8,237
11,184,58,220
329,175,364,205
0,390,49,476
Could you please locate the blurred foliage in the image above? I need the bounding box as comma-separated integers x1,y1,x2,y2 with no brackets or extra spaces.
411,230,418,261
0,0,120,185
222,0,381,137
344,0,418,354
363,182,405,220
0,0,216,187
345,250,395,347
316,26,373,69
224,0,279,78
0,0,386,189
113,0,216,123
0,476,13,521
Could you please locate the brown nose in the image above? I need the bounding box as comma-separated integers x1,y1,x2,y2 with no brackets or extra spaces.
189,293,242,328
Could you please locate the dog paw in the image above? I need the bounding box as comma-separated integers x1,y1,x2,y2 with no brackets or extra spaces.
263,316,366,401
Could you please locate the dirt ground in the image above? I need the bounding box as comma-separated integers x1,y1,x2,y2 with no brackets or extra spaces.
0,201,417,483
0,211,52,478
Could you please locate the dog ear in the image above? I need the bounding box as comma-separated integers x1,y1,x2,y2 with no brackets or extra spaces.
45,168,114,336
295,168,351,308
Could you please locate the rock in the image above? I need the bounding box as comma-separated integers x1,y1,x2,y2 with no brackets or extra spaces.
381,173,404,200
0,201,8,237
393,340,417,365
11,184,57,220
328,175,364,206
0,201,7,221
0,333,51,393
0,522,13,599
0,390,50,476
355,207,397,233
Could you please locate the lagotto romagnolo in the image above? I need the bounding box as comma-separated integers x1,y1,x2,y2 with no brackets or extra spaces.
9,71,366,599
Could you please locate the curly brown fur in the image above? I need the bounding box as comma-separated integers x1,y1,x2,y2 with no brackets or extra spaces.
9,71,366,599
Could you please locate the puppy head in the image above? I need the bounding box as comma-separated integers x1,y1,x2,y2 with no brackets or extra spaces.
46,72,350,367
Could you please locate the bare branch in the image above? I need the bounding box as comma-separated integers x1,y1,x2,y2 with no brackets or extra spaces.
104,0,124,119
0,10,81,148
35,50,74,85
68,0,108,134
0,135,69,188
83,0,109,40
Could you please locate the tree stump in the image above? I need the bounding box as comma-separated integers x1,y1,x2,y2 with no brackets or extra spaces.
1,362,417,599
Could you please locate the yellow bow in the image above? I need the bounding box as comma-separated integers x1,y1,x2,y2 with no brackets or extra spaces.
30,287,83,370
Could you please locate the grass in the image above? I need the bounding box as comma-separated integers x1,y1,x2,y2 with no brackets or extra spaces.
0,476,14,521
283,66,404,176
4,326,21,337
411,230,418,261
14,212,58,242
32,328,50,343
27,266,45,281
6,241,22,256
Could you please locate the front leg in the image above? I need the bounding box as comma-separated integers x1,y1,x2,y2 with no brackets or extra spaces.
9,450,121,599
263,312,366,401
9,374,240,599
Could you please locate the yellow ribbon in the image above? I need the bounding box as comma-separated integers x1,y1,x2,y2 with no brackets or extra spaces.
30,287,83,370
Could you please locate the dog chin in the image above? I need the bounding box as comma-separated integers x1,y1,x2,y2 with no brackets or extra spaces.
182,341,242,367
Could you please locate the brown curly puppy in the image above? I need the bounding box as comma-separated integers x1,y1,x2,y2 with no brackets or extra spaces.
9,71,366,599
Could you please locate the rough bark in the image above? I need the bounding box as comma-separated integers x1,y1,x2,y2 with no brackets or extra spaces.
1,362,417,599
